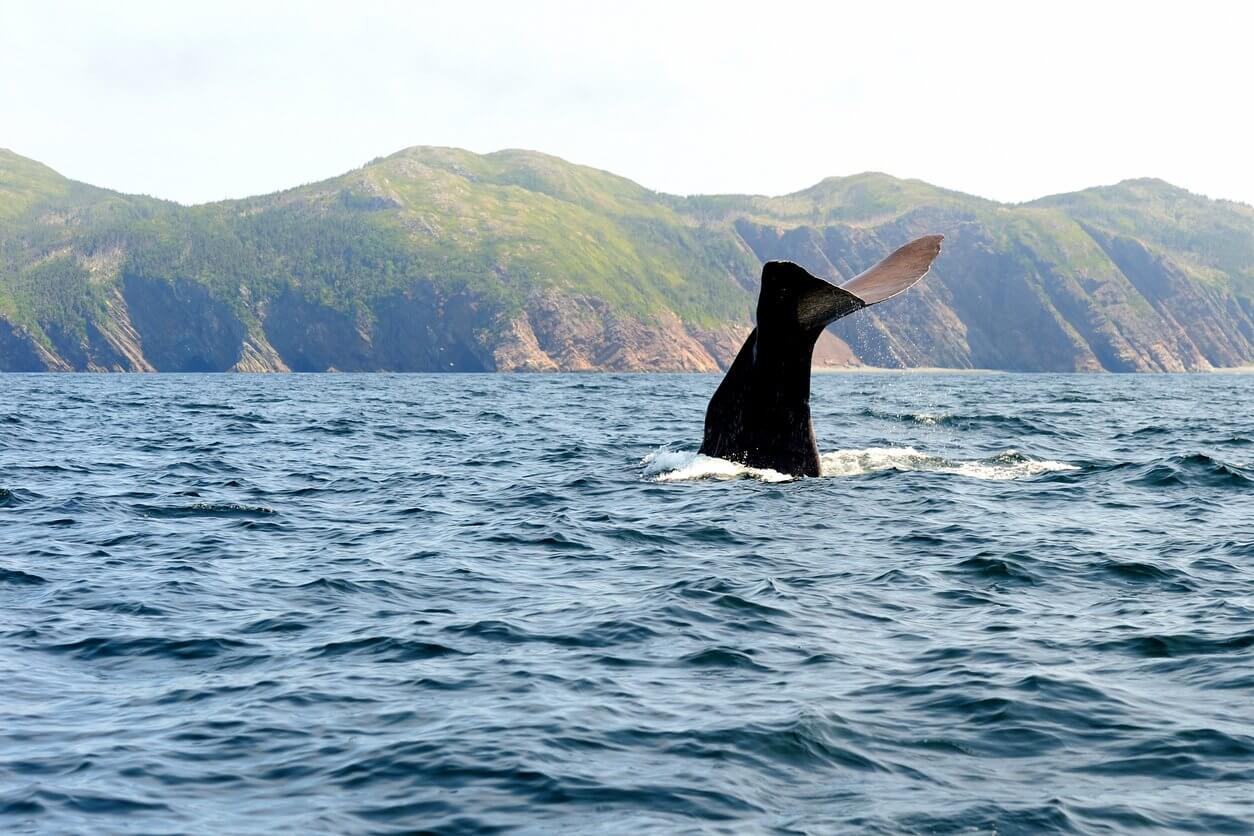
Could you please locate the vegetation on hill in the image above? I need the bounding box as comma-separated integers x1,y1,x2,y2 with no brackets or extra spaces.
1029,178,1254,294
1,145,1251,372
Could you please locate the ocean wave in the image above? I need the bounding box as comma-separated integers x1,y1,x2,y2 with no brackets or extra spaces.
43,635,253,661
644,447,1077,482
5,373,1253,834
133,501,279,518
641,450,793,482
617,715,886,773
820,447,1077,479
1129,453,1254,488
863,408,1053,434
1094,632,1254,659
312,636,463,663
0,788,170,817
910,412,1050,434
0,566,47,585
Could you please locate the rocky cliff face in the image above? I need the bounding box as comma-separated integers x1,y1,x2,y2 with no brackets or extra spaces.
1084,228,1254,368
122,276,249,371
0,276,736,373
0,320,50,371
2,146,1252,373
734,209,1254,372
493,290,742,372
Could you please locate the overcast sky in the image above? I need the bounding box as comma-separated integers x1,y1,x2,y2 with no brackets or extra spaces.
2,1,1250,206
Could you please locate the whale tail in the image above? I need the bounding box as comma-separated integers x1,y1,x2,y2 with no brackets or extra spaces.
841,234,944,305
699,235,944,476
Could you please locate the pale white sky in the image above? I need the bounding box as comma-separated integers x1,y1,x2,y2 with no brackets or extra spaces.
2,0,1250,206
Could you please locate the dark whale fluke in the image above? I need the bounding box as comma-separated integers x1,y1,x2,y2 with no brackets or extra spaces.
699,235,943,477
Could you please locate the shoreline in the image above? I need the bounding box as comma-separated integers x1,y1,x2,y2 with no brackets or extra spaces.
1,365,1253,375
812,365,1004,375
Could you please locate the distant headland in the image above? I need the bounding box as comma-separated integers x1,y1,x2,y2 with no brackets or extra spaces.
2,146,1252,373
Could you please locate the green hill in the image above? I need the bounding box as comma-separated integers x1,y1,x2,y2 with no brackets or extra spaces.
1,146,1251,372
1029,178,1254,294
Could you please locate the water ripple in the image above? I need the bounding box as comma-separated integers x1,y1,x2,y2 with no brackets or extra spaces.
1,372,1252,833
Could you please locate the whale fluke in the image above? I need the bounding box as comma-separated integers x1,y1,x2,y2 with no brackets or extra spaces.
699,235,943,477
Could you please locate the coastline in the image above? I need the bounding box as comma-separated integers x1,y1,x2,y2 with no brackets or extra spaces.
3,364,1254,375
812,365,1004,375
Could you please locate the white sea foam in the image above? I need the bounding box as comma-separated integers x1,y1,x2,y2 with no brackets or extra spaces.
821,447,1077,480
644,447,1077,483
641,450,793,483
911,412,945,426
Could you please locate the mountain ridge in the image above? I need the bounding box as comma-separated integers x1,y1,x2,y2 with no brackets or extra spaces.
2,146,1252,373
21,145,1244,213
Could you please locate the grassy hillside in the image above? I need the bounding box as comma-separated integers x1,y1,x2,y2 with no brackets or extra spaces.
678,172,996,228
1029,179,1254,295
0,146,1251,372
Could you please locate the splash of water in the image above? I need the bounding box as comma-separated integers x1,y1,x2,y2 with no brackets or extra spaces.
641,450,793,483
644,447,1076,482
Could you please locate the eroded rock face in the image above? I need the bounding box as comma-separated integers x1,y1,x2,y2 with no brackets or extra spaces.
92,288,157,372
491,290,733,372
811,330,862,368
42,321,135,372
262,283,496,372
122,275,247,372
735,215,1254,372
3,145,1251,374
492,317,559,372
5,223,1252,374
232,338,290,373
0,320,49,371
1086,229,1254,369
263,290,375,372
372,285,494,372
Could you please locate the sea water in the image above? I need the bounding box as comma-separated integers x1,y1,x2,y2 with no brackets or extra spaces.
1,373,1251,833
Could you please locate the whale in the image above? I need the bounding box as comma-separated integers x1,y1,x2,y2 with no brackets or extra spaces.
699,235,944,477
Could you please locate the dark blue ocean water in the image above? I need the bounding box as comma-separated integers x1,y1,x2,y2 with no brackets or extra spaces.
1,373,1252,834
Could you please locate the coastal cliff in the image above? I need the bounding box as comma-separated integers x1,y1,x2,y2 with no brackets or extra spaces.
2,147,1252,372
